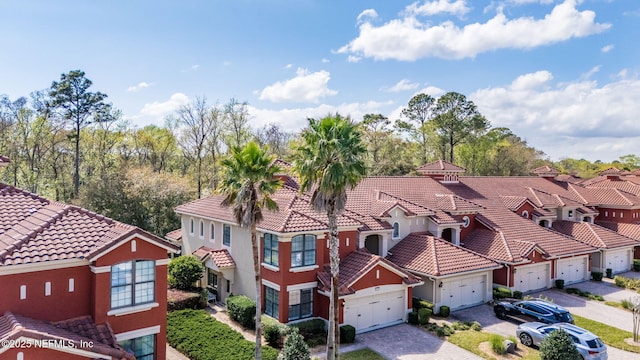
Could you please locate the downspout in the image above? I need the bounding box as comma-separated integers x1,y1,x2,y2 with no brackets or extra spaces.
507,265,511,289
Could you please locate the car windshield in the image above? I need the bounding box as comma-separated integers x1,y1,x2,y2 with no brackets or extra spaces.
555,312,573,322
586,338,605,349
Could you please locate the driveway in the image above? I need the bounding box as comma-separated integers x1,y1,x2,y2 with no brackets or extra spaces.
313,323,482,360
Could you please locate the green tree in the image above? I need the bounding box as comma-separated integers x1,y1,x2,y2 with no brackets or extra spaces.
48,70,108,197
168,255,204,290
292,114,367,360
432,92,488,163
397,93,437,164
277,328,310,360
218,142,282,360
539,329,581,360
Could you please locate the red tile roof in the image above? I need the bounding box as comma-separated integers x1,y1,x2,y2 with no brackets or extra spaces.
0,312,134,359
193,246,236,268
317,250,421,296
0,183,179,267
165,228,182,242
596,221,640,241
417,160,466,173
599,167,623,176
387,232,500,276
551,220,639,249
532,165,560,176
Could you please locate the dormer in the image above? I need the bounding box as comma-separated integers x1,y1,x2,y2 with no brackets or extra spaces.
599,167,623,181
532,165,559,181
416,160,465,184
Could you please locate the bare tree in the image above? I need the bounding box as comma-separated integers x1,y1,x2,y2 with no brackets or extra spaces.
223,98,251,149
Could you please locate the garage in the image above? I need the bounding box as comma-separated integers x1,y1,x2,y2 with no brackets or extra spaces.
557,256,588,285
440,274,488,310
607,249,631,274
514,263,549,293
343,290,405,332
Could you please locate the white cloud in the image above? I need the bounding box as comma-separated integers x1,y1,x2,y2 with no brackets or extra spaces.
405,0,471,17
140,93,189,117
347,55,361,63
357,9,378,23
338,0,610,61
508,0,555,4
285,64,293,69
601,44,614,53
321,58,330,63
471,70,640,161
259,68,338,103
191,65,200,70
127,82,152,92
384,79,420,92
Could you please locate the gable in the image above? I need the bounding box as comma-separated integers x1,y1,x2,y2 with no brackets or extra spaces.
94,234,173,267
351,263,405,292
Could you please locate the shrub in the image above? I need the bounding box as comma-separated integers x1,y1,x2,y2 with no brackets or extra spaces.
167,309,278,360
634,259,640,272
539,329,581,360
614,276,640,290
621,298,635,310
513,290,523,299
493,287,512,299
167,288,205,311
555,279,565,289
489,334,506,355
508,335,518,349
439,305,450,318
263,317,287,348
451,321,468,331
470,321,482,331
592,271,603,281
412,297,435,311
278,327,310,360
226,295,256,329
168,255,204,290
291,319,326,347
418,308,432,324
435,324,454,337
408,311,419,325
566,287,581,295
606,268,613,279
588,294,604,301
339,324,356,344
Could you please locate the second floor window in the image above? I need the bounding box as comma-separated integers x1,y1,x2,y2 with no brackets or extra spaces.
210,223,215,241
223,224,231,246
263,233,279,266
291,234,316,268
393,222,400,238
111,260,155,309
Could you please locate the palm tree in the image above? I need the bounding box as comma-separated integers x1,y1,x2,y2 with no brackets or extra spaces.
218,142,282,360
292,114,367,360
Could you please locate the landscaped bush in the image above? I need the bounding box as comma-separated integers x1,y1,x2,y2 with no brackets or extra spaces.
555,279,565,289
226,295,256,329
539,328,581,360
493,287,512,299
167,288,206,311
621,298,635,310
470,321,482,331
614,275,640,290
435,323,454,337
412,297,435,311
592,271,603,281
418,308,431,324
634,259,640,272
513,290,523,299
278,327,310,360
451,321,481,331
508,335,518,350
291,318,326,347
167,309,278,360
263,316,287,348
168,255,204,290
408,311,419,324
340,324,356,343
439,305,450,318
489,334,507,355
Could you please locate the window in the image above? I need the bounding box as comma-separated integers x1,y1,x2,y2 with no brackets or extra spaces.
119,334,155,360
69,278,75,292
263,233,279,266
291,235,316,268
265,286,279,319
207,269,218,289
223,224,231,246
189,219,194,235
462,215,470,227
20,285,26,300
392,222,400,238
289,289,313,320
210,223,215,241
199,220,204,238
568,210,574,218
45,282,51,296
111,260,155,309
521,210,529,219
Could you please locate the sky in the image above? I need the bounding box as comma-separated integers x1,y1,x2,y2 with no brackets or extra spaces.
1,0,639,163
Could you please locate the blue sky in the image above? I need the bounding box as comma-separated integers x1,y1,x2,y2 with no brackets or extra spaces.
1,0,639,162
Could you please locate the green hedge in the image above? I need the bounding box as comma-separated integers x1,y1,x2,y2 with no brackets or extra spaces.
418,308,432,324
493,287,512,299
407,311,419,324
412,297,435,311
167,309,278,360
340,324,356,344
291,318,327,347
227,295,256,328
262,316,287,349
592,272,603,281
439,305,450,318
167,288,206,311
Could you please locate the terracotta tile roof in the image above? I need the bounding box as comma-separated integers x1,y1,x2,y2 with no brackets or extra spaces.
532,208,556,218
0,312,134,359
499,196,530,211
192,246,236,268
373,191,435,217
599,167,623,176
596,221,640,241
582,187,640,206
0,183,179,267
434,193,484,213
555,174,583,184
165,228,182,242
463,228,525,263
417,160,466,173
387,232,500,276
317,249,421,296
0,155,9,166
532,165,559,175
551,220,639,249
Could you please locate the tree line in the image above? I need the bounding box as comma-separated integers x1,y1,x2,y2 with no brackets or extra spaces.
1,70,635,236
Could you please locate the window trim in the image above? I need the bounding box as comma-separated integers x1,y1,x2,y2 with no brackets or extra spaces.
392,222,400,239
189,218,194,235
199,220,204,239
210,223,215,241
263,233,279,267
290,234,316,268
288,288,313,321
223,224,231,246
264,285,279,319
110,260,156,310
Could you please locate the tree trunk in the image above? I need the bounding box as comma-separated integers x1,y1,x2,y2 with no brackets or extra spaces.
251,222,263,360
326,201,340,360
73,123,81,198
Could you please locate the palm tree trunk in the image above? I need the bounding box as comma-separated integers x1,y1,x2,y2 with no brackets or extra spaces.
326,201,340,360
251,222,263,360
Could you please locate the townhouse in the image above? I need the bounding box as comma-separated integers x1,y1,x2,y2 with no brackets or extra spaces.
0,157,179,360
172,160,640,333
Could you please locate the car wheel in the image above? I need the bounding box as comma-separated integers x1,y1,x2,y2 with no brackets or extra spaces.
519,333,533,347
496,310,506,320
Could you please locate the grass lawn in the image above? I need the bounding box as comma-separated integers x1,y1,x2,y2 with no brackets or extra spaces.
340,348,386,360
573,314,640,353
448,330,540,360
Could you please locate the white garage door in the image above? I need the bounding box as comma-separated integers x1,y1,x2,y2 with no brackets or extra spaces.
343,290,405,332
514,263,549,293
440,275,487,311
557,256,588,285
608,249,631,274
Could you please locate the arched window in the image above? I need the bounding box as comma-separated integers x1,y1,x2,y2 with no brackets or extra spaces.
199,220,204,238
462,216,470,228
210,223,215,241
392,222,400,238
521,210,529,219
189,219,194,235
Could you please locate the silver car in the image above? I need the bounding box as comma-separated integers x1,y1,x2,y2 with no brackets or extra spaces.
516,322,607,360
